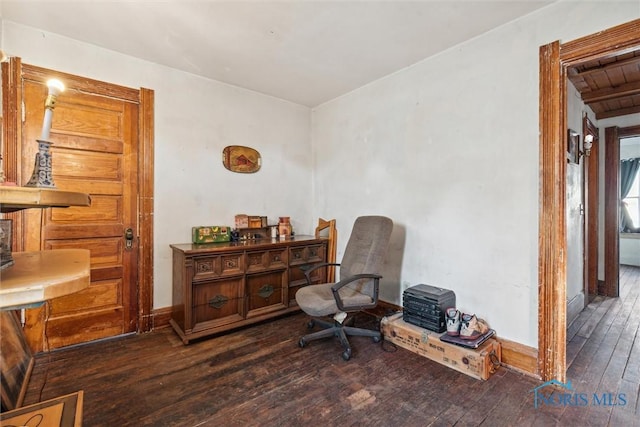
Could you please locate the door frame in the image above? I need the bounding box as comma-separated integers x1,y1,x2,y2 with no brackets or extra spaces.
539,19,640,382
583,115,599,301
1,57,155,336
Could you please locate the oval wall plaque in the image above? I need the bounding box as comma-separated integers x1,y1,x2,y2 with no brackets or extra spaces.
222,145,261,173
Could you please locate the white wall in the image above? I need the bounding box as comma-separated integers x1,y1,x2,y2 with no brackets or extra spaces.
311,1,639,347
2,1,639,349
1,21,313,310
566,81,594,322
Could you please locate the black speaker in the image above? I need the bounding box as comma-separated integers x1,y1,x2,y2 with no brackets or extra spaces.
402,284,456,333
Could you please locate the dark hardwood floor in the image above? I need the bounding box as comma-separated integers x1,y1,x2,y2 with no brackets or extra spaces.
562,264,640,426
22,266,640,426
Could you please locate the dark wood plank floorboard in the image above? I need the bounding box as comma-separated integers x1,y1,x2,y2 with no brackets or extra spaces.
18,266,640,426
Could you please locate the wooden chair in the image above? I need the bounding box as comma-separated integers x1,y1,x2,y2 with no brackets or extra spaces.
315,218,337,282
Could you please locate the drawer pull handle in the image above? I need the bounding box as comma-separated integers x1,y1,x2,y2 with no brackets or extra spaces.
273,255,279,261
208,295,229,309
225,259,237,268
258,285,274,299
294,252,301,259
198,262,212,272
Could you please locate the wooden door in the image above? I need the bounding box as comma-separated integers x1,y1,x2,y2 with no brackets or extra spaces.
604,124,640,298
19,66,141,350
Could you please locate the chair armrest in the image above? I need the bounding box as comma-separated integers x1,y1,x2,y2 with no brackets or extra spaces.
300,263,340,285
330,273,382,312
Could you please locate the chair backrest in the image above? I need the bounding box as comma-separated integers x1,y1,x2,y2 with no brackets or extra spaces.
339,216,393,295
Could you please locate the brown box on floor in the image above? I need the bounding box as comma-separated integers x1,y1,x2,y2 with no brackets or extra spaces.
0,391,83,426
380,312,501,380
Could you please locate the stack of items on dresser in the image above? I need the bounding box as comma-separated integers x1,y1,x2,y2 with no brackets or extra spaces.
190,214,295,244
402,283,494,348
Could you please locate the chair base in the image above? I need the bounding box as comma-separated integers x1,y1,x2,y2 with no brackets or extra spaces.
298,317,381,360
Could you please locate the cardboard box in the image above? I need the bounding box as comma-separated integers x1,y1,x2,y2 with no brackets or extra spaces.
0,391,83,426
248,216,263,228
192,226,230,244
235,214,249,229
380,313,501,380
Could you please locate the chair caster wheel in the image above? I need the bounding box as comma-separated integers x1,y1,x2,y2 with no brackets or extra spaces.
342,349,352,361
307,320,315,329
372,335,381,343
299,338,306,348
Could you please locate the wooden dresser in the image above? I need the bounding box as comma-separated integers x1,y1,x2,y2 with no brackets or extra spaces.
170,236,327,344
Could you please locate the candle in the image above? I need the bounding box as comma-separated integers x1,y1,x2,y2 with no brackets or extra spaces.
39,79,65,141
40,108,54,141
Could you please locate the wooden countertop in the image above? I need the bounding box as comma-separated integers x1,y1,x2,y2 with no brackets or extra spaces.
170,235,326,254
0,249,91,310
0,186,91,213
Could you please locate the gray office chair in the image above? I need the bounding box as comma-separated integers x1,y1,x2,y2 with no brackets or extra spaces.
295,215,393,360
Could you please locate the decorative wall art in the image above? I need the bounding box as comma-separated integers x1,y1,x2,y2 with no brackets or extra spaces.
222,145,261,173
567,129,579,164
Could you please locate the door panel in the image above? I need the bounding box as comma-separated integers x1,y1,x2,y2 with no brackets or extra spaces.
49,279,122,315
22,75,139,350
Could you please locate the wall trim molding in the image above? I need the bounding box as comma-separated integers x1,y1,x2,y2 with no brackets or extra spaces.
539,18,640,382
151,306,173,329
567,292,585,327
495,337,540,379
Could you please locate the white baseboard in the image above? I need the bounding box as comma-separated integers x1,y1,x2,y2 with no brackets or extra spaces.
567,292,585,327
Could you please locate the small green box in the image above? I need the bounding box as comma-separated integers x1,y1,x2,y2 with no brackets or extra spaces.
192,226,231,244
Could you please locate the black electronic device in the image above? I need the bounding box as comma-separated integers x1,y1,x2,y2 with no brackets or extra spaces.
402,284,456,333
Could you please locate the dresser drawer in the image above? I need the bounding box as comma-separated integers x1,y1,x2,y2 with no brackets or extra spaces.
193,256,219,280
289,244,326,266
221,253,244,275
267,248,288,269
246,248,288,273
193,252,244,281
289,263,327,286
246,270,287,317
288,264,326,305
192,277,244,329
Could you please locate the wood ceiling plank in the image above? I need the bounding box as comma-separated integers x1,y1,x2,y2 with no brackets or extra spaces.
596,105,640,120
605,66,626,86
582,80,640,103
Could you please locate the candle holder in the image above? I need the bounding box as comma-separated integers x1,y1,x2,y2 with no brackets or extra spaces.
25,79,64,189
24,139,56,188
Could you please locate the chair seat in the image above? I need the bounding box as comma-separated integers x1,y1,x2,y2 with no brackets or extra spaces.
296,283,374,317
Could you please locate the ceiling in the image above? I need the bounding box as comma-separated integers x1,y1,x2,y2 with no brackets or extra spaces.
0,0,554,107
568,49,640,120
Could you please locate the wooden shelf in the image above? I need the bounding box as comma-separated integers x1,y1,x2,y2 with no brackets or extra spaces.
0,186,91,213
0,249,91,310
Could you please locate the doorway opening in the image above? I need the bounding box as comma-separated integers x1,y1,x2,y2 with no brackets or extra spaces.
539,19,640,382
